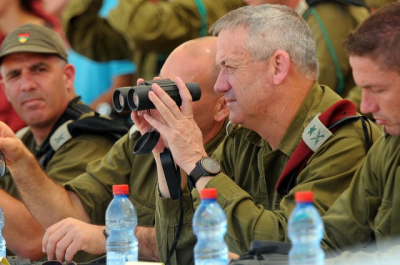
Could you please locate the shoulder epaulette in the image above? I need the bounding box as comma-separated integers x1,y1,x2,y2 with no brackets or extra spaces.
302,114,333,152
49,120,73,151
35,98,129,169
276,99,373,197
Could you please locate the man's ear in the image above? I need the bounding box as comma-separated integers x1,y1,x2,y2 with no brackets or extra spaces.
270,50,290,85
63,63,75,94
214,96,230,122
0,76,10,101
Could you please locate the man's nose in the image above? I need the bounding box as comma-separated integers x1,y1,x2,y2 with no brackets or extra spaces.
19,71,36,91
360,90,379,115
214,71,229,94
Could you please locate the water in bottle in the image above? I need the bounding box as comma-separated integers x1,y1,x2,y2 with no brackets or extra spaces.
193,188,228,265
0,207,5,258
106,184,138,264
288,191,325,265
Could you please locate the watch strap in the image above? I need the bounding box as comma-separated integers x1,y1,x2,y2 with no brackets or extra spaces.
188,160,204,188
103,228,109,239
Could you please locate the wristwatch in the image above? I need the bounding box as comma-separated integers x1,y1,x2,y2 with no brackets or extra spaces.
188,157,221,187
103,227,110,239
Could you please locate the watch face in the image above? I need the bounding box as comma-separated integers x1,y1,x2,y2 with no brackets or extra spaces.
201,157,220,174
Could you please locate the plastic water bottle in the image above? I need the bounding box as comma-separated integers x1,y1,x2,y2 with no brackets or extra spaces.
106,184,138,264
288,191,325,265
0,207,5,258
193,188,228,265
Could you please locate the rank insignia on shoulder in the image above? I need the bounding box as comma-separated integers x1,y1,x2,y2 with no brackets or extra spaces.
302,114,332,152
50,120,73,151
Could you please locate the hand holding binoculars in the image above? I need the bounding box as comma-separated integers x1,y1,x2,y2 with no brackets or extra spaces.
113,79,202,154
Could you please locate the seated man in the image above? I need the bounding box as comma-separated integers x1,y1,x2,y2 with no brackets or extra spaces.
0,24,128,261
131,4,382,264
320,2,400,261
0,36,230,263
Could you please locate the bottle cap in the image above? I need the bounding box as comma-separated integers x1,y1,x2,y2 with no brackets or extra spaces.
294,191,314,203
200,188,217,199
113,184,129,195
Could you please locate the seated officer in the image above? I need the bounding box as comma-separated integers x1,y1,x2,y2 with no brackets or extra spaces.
0,24,128,261
131,5,382,264
320,2,400,262
0,36,230,262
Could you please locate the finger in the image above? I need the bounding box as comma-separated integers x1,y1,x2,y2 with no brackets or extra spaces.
43,221,65,255
0,121,15,138
143,112,170,139
45,228,68,261
136,78,145,86
175,77,194,117
63,240,80,264
54,233,74,262
130,111,147,132
130,111,139,123
42,229,51,253
148,84,182,124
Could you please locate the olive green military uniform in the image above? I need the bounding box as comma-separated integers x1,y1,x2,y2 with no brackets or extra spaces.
0,132,114,201
62,0,246,79
304,2,369,97
321,133,400,256
155,83,382,265
0,110,122,262
64,119,228,227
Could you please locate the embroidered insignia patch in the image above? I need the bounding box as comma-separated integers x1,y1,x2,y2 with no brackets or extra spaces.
17,33,30,43
302,114,332,152
50,120,73,151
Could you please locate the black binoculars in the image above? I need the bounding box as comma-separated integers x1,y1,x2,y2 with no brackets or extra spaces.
112,79,201,112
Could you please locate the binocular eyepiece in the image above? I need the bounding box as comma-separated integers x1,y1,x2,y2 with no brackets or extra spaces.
113,79,201,112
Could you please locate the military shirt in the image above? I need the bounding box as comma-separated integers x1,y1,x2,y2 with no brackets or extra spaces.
65,119,228,227
321,133,400,255
155,82,382,265
305,3,369,97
